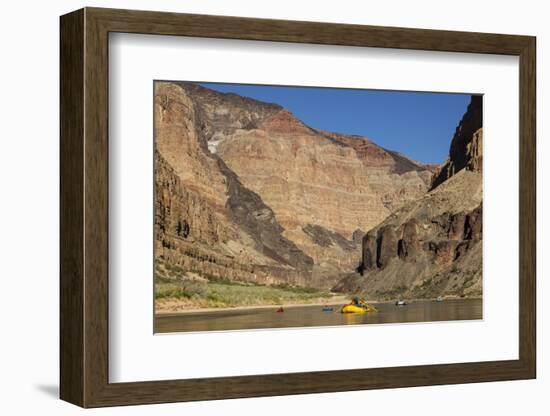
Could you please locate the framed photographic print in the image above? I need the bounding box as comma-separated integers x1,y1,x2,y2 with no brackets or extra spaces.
60,7,536,408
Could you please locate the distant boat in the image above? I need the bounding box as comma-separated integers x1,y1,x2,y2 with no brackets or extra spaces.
276,307,284,313
436,296,444,302
322,305,334,312
395,300,408,306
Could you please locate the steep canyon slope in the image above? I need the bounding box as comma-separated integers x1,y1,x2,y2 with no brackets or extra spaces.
334,96,483,299
154,81,438,289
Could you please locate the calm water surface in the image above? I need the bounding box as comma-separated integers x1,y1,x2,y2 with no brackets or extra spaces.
155,298,482,333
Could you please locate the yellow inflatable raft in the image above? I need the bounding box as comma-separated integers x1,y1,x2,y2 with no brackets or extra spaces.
341,304,377,314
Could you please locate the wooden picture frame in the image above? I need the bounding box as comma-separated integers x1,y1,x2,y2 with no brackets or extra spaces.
60,7,536,408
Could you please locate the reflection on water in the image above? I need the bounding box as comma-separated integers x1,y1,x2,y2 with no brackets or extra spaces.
155,298,482,333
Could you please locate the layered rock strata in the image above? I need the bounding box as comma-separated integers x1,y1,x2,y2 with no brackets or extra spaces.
334,96,483,298
155,81,477,294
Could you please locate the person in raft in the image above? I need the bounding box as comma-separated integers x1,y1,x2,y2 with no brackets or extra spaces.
351,297,369,309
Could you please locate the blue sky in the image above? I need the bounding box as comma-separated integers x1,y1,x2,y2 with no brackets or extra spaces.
199,82,473,165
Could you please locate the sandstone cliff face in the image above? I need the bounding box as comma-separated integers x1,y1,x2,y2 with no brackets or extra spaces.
207,96,434,280
318,130,436,212
155,82,364,287
320,130,436,174
155,82,315,287
155,81,477,294
334,96,483,299
217,111,387,238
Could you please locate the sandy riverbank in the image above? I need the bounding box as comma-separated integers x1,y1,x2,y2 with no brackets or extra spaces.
155,295,350,315
155,294,481,315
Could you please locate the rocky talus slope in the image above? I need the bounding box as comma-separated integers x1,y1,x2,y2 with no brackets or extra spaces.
155,81,438,289
334,95,483,299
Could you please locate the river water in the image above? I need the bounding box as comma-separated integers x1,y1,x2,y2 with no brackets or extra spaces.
155,298,482,333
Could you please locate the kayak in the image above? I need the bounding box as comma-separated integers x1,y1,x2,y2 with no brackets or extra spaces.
341,304,376,314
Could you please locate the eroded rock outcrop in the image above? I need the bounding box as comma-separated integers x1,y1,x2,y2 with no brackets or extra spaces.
431,95,483,189
362,232,377,272
357,202,481,272
398,218,421,260
376,225,398,269
155,82,315,287
334,172,483,299
334,96,483,299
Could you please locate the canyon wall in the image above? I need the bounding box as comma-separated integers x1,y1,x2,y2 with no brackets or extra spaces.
334,96,483,299
155,82,315,287
431,95,483,189
154,81,439,289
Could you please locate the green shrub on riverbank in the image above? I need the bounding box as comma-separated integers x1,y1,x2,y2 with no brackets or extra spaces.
154,262,334,309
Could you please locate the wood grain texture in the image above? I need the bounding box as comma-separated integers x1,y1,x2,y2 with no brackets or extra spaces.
518,38,536,375
89,7,532,54
59,7,537,408
59,8,84,407
83,10,110,406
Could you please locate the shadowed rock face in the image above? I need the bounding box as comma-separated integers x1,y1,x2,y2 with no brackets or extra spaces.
448,212,467,240
362,232,377,272
466,204,483,240
302,224,356,251
334,96,483,299
218,157,314,271
376,226,398,269
398,218,421,260
172,81,282,140
431,95,483,189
